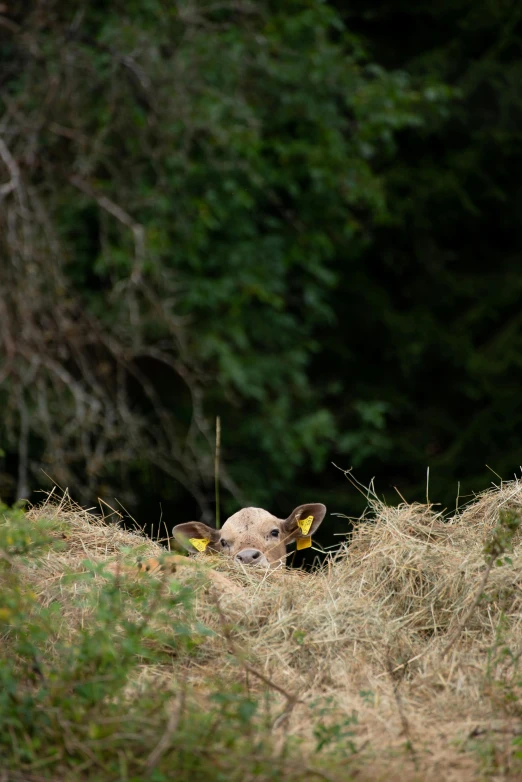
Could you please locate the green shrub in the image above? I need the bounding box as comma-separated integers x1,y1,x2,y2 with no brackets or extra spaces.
0,505,354,781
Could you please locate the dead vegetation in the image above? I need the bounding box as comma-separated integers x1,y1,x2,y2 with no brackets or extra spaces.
11,480,522,780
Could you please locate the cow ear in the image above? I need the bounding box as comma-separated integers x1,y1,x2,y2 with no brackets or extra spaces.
172,522,220,553
281,503,326,543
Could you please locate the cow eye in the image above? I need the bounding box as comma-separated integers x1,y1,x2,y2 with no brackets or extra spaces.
220,539,229,547
270,529,279,538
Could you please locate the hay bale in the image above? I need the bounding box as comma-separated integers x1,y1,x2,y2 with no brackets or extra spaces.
17,479,522,779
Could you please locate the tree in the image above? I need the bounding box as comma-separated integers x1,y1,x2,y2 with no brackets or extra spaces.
316,0,522,512
0,0,450,521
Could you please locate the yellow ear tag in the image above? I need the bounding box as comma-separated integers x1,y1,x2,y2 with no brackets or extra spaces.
297,514,314,536
189,537,210,552
296,536,312,550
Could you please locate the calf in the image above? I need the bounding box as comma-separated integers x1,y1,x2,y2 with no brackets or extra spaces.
173,502,326,568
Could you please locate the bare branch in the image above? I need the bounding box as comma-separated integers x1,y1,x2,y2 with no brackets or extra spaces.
0,136,19,199
69,174,145,268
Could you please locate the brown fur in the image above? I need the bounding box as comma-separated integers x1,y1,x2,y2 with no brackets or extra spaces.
107,503,326,581
173,503,327,569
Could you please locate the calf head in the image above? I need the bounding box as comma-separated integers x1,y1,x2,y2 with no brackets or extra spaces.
173,503,326,568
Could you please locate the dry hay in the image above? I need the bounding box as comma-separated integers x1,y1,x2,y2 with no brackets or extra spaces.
20,481,522,780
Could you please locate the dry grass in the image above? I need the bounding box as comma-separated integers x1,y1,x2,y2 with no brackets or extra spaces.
21,480,522,780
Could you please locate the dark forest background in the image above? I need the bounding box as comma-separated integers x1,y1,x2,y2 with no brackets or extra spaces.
1,0,522,549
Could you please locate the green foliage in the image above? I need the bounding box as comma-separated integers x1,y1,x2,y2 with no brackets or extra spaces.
0,0,453,519
2,0,522,525
323,0,522,510
310,696,358,754
484,509,521,567
0,506,359,780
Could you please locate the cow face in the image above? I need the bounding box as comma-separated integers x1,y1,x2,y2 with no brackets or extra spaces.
173,503,326,569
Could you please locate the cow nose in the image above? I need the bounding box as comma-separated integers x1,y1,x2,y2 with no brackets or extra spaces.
235,548,262,565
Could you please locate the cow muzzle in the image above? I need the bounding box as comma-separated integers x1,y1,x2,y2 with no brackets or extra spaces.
235,548,270,568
